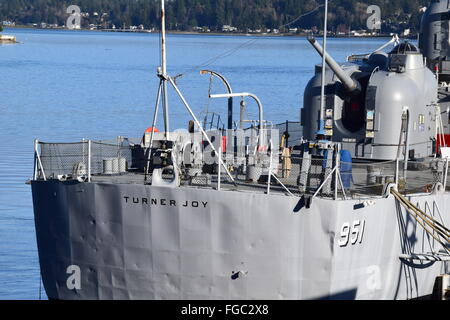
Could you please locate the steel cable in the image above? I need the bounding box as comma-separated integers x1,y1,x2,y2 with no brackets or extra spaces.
173,1,332,80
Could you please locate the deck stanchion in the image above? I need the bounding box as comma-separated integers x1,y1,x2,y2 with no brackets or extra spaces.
33,139,38,181
267,139,273,195
35,141,47,181
444,158,449,190
395,158,400,187
88,140,92,182
218,146,222,191
335,151,340,200
33,139,39,181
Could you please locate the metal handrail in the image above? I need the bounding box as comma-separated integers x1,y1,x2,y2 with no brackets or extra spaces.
34,140,47,181
33,138,450,200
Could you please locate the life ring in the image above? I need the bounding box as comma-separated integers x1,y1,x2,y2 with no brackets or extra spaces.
145,127,159,134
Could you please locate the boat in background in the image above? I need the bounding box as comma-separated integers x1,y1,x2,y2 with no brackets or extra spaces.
0,34,17,43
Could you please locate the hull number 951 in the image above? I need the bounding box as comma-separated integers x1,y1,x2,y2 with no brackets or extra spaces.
338,220,366,247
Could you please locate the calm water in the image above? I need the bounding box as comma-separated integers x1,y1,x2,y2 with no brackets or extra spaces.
0,28,388,299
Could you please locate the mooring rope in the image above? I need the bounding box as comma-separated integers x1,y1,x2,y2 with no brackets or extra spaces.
391,188,450,253
392,189,450,237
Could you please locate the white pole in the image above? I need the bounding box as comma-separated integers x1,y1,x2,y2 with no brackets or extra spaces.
337,169,347,200
35,143,47,181
267,140,273,195
440,107,447,147
395,158,399,187
150,81,163,150
335,149,340,200
403,109,410,179
82,138,86,164
33,139,38,180
444,158,449,190
161,0,170,139
88,140,92,182
218,146,222,191
145,81,164,177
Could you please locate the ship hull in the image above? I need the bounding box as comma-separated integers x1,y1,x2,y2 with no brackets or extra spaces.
31,180,449,300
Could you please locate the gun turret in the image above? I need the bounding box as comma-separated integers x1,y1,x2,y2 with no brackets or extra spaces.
308,37,361,94
302,36,438,161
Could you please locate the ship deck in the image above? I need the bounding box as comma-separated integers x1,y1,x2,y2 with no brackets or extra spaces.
87,161,448,199
33,139,450,200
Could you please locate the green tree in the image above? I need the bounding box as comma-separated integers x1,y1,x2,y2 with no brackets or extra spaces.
215,0,226,29
0,0,432,33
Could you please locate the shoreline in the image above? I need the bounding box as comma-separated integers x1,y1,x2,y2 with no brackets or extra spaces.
4,25,414,39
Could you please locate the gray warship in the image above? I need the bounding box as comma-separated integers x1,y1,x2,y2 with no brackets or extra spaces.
31,1,450,300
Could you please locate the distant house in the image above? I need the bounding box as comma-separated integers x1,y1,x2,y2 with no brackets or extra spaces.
222,25,237,32
2,21,16,27
350,30,369,37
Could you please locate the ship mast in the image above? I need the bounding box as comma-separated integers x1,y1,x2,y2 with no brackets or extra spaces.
146,0,237,184
160,0,170,139
145,0,170,177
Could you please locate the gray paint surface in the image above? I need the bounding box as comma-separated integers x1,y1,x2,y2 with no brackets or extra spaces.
32,180,449,300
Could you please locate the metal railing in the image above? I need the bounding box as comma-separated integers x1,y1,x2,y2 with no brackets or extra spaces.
33,138,450,199
34,138,134,182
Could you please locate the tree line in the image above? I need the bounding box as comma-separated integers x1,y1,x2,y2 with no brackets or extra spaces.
0,0,430,33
